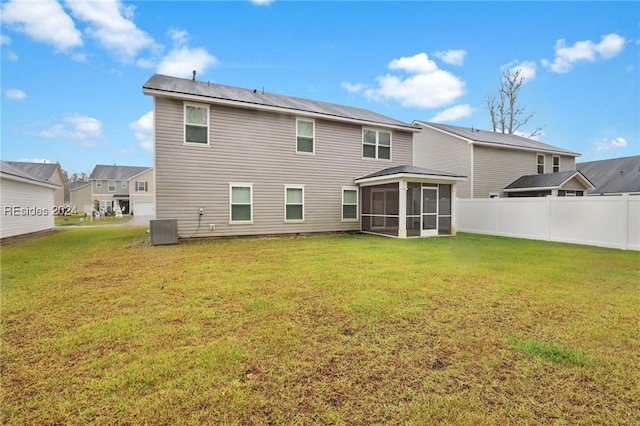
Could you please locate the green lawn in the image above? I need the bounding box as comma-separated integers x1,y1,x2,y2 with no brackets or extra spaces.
1,228,638,425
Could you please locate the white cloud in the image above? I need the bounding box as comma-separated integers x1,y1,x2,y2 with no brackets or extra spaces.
156,29,218,78
343,53,465,109
39,114,103,140
250,0,275,5
65,0,157,63
595,137,628,151
5,89,26,100
129,111,154,152
429,104,474,123
504,60,537,82
434,49,467,66
1,34,11,45
1,0,82,51
20,158,52,164
542,33,626,73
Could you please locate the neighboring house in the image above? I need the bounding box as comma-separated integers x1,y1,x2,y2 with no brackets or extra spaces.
143,74,465,239
577,155,640,195
1,160,59,239
412,121,581,198
6,161,66,207
84,165,155,216
504,170,594,197
68,181,92,213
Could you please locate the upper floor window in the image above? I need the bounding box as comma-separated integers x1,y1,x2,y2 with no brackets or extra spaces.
537,154,545,174
363,129,391,160
96,180,102,188
230,183,253,223
136,181,148,192
296,118,315,154
122,180,127,189
552,155,560,173
184,103,209,145
108,180,116,192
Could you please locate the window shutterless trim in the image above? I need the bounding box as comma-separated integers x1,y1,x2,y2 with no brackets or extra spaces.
108,180,116,192
229,183,253,224
537,153,545,174
362,128,392,161
184,102,210,146
296,117,315,154
341,186,359,222
552,155,560,173
284,184,304,222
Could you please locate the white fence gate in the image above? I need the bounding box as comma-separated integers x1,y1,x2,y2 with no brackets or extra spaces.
457,195,640,251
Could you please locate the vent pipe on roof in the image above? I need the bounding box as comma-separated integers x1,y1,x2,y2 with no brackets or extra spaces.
192,70,196,81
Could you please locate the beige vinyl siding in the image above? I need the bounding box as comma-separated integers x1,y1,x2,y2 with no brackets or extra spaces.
70,184,92,213
129,168,155,215
1,177,55,239
154,97,413,237
563,177,588,191
413,126,472,198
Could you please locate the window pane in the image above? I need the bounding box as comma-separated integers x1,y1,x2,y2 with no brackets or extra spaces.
343,205,357,219
286,188,303,204
186,125,208,143
298,120,313,137
286,205,303,220
363,144,376,158
232,186,251,204
378,146,391,160
297,137,314,153
186,106,207,125
343,190,357,204
379,132,391,146
232,205,251,221
363,129,376,144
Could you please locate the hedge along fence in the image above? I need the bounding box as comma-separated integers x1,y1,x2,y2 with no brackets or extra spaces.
457,194,639,251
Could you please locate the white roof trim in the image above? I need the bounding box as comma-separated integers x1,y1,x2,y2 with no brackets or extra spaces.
355,172,466,186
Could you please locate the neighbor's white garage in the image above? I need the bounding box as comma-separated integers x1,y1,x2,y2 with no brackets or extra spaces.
134,201,154,216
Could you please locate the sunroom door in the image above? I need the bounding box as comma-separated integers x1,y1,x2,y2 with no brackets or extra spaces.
421,186,438,236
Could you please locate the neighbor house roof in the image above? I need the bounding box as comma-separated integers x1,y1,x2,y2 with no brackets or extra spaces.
355,165,466,185
0,160,60,189
5,161,61,181
504,170,594,192
413,121,580,156
143,74,417,132
577,155,640,194
90,165,151,181
68,181,91,191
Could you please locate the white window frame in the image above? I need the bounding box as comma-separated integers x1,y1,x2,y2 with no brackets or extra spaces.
121,180,127,189
284,185,304,222
296,117,315,154
552,155,560,173
362,128,392,160
184,102,210,146
136,181,148,192
229,183,253,224
108,180,116,192
342,186,359,222
537,153,545,174
96,180,102,189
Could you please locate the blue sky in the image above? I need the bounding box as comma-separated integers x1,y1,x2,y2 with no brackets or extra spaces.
1,1,638,175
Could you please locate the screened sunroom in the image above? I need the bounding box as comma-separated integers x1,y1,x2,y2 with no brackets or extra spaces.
355,166,466,238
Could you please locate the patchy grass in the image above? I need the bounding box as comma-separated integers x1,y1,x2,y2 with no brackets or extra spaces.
505,337,592,367
1,229,639,425
55,214,132,226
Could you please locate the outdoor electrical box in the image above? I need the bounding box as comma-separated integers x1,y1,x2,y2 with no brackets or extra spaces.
150,219,178,245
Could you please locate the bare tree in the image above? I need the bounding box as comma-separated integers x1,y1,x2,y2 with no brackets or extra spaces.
485,68,541,137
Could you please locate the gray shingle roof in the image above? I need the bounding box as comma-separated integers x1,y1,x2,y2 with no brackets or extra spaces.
68,181,91,191
414,121,580,156
504,170,592,190
356,165,466,181
90,165,151,181
0,160,58,186
5,161,60,181
577,155,640,194
144,74,415,130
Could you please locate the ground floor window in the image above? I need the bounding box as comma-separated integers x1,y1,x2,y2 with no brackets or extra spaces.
99,200,114,213
558,190,584,197
230,184,253,223
342,187,358,221
285,185,304,221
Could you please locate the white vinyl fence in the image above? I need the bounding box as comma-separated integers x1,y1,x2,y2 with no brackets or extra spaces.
457,194,640,251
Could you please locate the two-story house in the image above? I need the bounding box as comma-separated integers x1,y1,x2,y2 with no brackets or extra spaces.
143,74,465,239
6,161,66,207
70,165,155,216
412,121,590,198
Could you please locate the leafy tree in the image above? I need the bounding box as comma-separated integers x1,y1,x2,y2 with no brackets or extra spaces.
485,68,541,137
